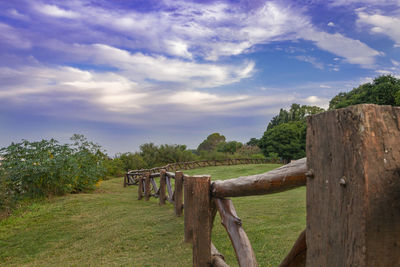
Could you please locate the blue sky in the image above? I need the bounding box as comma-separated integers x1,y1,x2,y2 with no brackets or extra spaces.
0,0,399,155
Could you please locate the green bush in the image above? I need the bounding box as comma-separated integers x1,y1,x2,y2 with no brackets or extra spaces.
0,135,106,211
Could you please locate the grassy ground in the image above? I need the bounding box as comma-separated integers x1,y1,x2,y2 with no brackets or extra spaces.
0,164,306,266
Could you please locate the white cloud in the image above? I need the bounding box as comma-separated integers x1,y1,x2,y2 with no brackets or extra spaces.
294,55,324,69
8,9,29,20
319,84,331,88
36,4,80,19
301,28,381,67
357,10,400,47
64,44,255,88
327,22,335,27
0,65,147,113
0,23,31,49
28,0,380,67
0,63,329,123
375,69,392,75
328,0,400,6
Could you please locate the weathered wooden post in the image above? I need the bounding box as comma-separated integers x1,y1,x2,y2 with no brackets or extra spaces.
174,171,184,216
191,175,212,267
138,175,143,200
184,175,195,243
144,172,151,201
306,104,400,266
159,169,166,205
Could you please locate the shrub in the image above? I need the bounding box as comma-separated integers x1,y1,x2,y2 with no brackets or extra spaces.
0,135,106,211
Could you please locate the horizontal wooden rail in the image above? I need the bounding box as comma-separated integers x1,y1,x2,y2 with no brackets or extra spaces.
211,158,307,198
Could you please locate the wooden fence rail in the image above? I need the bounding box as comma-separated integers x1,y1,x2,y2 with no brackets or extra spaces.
124,158,281,187
129,104,400,266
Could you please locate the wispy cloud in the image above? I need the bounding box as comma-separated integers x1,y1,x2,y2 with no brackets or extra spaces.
35,4,80,19
357,8,400,47
0,23,31,49
20,0,381,67
294,55,324,69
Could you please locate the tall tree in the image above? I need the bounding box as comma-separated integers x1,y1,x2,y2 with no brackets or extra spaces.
197,133,226,152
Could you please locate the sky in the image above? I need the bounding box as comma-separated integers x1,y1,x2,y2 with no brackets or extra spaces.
0,0,399,155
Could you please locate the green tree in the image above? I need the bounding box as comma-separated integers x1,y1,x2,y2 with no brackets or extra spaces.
329,75,400,109
197,133,226,152
217,141,243,154
259,103,325,161
116,152,146,171
267,104,324,130
260,121,306,162
246,138,260,147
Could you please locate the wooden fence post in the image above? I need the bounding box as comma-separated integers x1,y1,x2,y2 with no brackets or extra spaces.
144,172,151,201
174,171,184,216
124,174,127,187
192,175,212,267
159,169,166,205
306,104,400,266
138,175,143,200
184,175,195,243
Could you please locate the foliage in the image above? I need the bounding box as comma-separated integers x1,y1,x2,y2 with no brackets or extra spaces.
197,133,226,152
246,138,260,147
329,75,400,109
260,121,307,162
116,152,146,171
236,145,263,157
0,135,106,211
139,143,198,168
260,104,325,161
267,103,325,130
216,141,243,154
103,157,125,178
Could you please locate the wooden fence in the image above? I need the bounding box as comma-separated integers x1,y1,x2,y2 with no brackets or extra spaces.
124,158,280,187
131,104,400,266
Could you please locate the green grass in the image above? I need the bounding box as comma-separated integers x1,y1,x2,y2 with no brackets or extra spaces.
0,164,306,266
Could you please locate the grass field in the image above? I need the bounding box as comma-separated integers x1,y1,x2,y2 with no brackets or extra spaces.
0,164,306,266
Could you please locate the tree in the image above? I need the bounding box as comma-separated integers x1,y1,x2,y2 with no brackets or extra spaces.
267,104,324,130
217,141,243,154
329,75,400,109
260,103,325,161
197,133,226,152
247,138,260,147
116,152,146,171
260,121,306,162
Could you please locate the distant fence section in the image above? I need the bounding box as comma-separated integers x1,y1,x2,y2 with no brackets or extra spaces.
126,104,400,267
124,158,280,187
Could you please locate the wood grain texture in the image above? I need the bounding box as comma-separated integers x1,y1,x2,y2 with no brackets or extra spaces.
192,175,212,267
215,198,258,267
211,243,230,267
174,171,184,216
150,177,158,196
144,172,151,201
306,104,400,267
137,176,143,200
184,175,195,243
279,229,306,267
212,158,307,198
166,175,173,203
159,169,166,205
